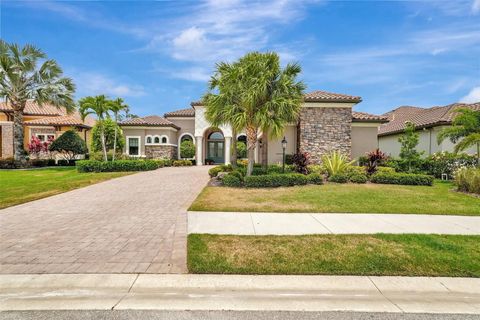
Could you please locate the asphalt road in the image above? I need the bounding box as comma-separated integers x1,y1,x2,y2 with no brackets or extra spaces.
0,311,478,320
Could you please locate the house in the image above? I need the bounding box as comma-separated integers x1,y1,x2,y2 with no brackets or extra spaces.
119,90,387,164
0,101,94,158
378,102,480,157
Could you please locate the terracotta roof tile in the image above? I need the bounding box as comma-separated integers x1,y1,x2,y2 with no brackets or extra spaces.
25,116,92,128
164,108,195,117
120,115,180,129
352,111,388,122
304,90,362,103
379,102,480,136
0,100,65,116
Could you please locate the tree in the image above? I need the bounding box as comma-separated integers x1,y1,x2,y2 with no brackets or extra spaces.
398,121,423,172
0,41,75,161
91,118,125,153
79,95,111,161
109,98,129,161
437,108,480,164
49,130,87,161
205,52,305,175
180,140,195,159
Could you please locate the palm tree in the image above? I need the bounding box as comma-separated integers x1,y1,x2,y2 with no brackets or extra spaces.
438,107,480,164
0,41,75,161
79,95,111,161
205,52,305,175
109,98,129,161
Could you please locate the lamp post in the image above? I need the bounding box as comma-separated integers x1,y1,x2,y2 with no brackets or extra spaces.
281,136,287,173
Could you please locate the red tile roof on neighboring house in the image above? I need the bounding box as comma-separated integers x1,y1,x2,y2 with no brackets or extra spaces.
352,111,388,123
379,102,480,136
164,108,195,117
24,116,92,128
119,115,180,129
0,100,64,116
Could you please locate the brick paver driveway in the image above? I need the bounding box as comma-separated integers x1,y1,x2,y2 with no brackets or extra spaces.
0,166,210,274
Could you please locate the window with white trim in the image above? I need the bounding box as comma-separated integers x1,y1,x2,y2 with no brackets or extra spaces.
161,136,168,144
128,137,140,156
154,136,160,144
146,136,152,144
36,133,55,142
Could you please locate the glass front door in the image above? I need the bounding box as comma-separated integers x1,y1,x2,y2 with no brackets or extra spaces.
207,141,224,163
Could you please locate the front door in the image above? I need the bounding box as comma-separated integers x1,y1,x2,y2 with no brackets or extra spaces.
207,141,224,164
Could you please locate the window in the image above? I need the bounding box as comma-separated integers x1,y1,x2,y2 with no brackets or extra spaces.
128,137,139,156
208,131,224,140
146,136,152,144
154,136,160,144
161,136,167,144
180,134,193,143
36,134,55,142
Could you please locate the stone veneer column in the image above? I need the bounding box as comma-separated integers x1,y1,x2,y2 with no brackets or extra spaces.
195,136,203,165
299,106,352,164
224,137,231,165
0,122,14,158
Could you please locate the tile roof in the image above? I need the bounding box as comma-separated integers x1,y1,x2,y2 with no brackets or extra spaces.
379,102,480,136
304,90,362,103
24,116,92,128
0,100,64,116
164,108,195,117
119,115,180,129
352,111,388,122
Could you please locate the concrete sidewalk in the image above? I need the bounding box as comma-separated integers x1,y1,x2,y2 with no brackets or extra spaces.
188,212,480,235
1,274,479,314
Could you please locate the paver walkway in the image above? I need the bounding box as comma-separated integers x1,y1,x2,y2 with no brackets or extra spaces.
188,212,480,235
0,166,210,274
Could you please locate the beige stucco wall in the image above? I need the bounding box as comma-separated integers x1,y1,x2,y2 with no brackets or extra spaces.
168,118,195,141
261,125,297,164
122,127,178,156
378,125,477,157
351,125,379,159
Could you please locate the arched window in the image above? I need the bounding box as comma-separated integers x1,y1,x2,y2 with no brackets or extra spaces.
146,136,152,144
208,131,224,140
237,134,247,143
181,134,193,143
161,136,168,144
154,136,160,144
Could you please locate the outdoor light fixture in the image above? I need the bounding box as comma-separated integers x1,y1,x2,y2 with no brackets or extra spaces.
281,136,287,173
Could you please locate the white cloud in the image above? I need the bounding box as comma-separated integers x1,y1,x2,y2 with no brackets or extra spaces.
172,67,212,82
73,72,146,98
460,86,480,103
472,0,480,14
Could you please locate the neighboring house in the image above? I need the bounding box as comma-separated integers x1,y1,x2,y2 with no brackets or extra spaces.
119,90,387,165
0,101,95,158
378,102,480,157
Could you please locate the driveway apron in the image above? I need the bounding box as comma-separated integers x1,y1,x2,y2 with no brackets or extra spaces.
0,166,210,274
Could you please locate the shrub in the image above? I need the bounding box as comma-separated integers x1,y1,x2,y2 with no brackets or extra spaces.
245,173,309,188
365,148,388,175
236,141,247,158
322,151,355,176
377,166,396,174
76,160,159,172
49,130,87,160
292,152,310,174
307,173,323,185
208,164,233,177
180,140,195,159
91,118,124,153
423,152,477,179
237,159,249,167
222,174,243,187
328,173,348,183
229,170,244,181
285,154,294,165
349,173,368,184
307,164,326,175
455,167,480,194
30,159,47,167
345,166,366,179
154,159,172,167
371,172,434,186
173,160,193,166
89,151,128,161
57,159,76,166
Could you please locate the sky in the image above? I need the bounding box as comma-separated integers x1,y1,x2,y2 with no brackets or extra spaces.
1,0,479,117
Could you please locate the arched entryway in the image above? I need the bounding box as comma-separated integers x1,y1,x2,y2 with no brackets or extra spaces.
205,129,225,164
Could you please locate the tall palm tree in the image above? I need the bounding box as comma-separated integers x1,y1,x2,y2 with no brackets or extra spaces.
0,41,75,161
205,52,305,175
79,95,111,161
438,107,480,164
109,98,129,161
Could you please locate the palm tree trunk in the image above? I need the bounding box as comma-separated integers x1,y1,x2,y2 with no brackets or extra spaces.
261,131,268,170
231,128,237,168
100,122,107,161
112,121,118,162
246,125,257,176
12,104,26,162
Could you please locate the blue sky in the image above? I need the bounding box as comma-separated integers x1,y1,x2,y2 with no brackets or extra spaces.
2,0,479,116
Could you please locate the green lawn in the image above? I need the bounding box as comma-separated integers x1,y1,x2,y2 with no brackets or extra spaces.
188,234,480,277
189,181,480,215
0,167,132,209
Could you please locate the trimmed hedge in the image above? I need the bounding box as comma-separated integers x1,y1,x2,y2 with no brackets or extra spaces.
455,167,480,194
76,160,159,172
349,173,368,184
306,173,324,185
223,174,243,187
173,160,192,166
244,173,309,188
329,173,348,183
208,164,233,177
371,172,434,186
153,159,173,168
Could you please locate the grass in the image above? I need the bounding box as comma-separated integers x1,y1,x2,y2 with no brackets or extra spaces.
189,181,480,215
188,234,480,277
0,167,132,209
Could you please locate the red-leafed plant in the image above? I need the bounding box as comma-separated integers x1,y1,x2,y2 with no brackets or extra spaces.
365,148,388,175
292,152,310,175
28,135,51,158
